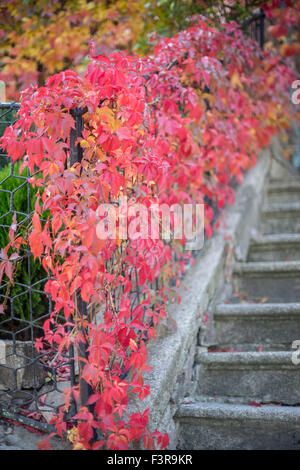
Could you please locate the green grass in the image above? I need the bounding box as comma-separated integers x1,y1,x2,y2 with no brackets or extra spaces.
0,162,50,339
0,108,18,170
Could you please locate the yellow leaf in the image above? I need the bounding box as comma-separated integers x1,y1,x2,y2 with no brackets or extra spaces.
73,443,86,450
230,71,243,89
80,139,90,148
98,106,121,132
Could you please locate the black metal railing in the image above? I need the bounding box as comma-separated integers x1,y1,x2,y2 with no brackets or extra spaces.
242,8,265,49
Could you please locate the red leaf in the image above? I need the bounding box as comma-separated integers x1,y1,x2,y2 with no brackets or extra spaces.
29,230,44,259
78,422,94,443
38,438,51,450
248,401,261,407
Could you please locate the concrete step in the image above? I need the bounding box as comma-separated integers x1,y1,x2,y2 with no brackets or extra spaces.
175,402,300,449
269,176,300,184
266,181,300,203
232,261,300,303
214,302,300,349
176,172,300,449
261,202,300,234
195,350,300,403
248,234,300,261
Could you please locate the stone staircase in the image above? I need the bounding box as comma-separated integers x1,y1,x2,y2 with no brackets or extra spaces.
175,175,300,449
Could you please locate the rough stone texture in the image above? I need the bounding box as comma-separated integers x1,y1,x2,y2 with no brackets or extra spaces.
175,133,300,450
214,302,300,349
30,380,72,423
135,236,226,448
134,147,272,447
261,202,300,234
232,261,300,302
0,419,71,450
175,403,300,450
266,181,300,204
196,351,300,403
248,234,300,261
0,340,45,391
268,134,297,180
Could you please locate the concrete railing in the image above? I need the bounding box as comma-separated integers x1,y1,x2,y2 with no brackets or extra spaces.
136,135,292,448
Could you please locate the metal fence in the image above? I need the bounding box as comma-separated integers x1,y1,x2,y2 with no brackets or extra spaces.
0,10,269,435
0,103,187,434
242,7,275,51
0,103,77,432
242,8,266,49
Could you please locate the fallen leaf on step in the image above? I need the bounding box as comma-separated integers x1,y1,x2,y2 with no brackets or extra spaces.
248,401,261,407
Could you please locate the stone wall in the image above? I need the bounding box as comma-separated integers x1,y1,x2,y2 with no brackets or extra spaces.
0,135,292,450
138,136,291,449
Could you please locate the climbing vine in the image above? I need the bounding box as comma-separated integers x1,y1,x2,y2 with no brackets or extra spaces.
263,0,300,60
0,15,297,449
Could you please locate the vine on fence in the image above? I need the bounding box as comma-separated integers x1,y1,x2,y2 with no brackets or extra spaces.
0,16,297,450
263,0,300,59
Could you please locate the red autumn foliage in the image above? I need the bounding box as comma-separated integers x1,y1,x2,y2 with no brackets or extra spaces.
0,15,297,449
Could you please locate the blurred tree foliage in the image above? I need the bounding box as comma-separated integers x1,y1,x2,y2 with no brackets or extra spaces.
0,0,145,100
0,1,297,99
136,0,266,52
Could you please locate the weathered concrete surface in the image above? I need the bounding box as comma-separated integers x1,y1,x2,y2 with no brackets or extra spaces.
266,180,300,204
215,302,300,349
196,350,300,403
31,380,71,423
248,234,300,261
261,202,300,234
0,419,71,450
268,134,297,180
137,236,226,448
0,340,45,391
175,134,300,450
232,261,300,302
176,402,300,450
136,147,271,448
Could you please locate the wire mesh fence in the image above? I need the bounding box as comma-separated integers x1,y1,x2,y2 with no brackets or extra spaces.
0,10,270,433
0,102,198,434
0,102,77,432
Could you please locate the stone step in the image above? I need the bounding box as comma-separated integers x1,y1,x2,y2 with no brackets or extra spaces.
214,302,300,349
261,202,300,234
266,181,300,203
269,176,300,184
195,350,300,403
248,234,300,261
232,261,300,303
175,402,300,449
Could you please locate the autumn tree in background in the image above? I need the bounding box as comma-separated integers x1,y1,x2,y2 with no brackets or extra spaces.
263,0,300,73
0,0,299,451
0,0,144,101
0,0,299,101
136,0,266,51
